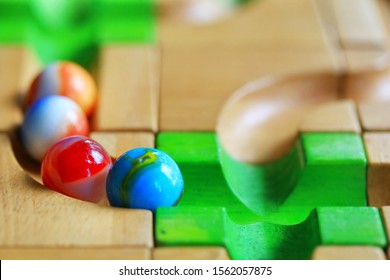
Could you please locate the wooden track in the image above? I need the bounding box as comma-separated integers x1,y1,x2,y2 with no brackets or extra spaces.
1,0,390,260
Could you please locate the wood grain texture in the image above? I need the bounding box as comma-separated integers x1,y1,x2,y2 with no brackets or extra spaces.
343,66,390,103
159,0,337,131
333,0,387,49
364,133,390,207
332,0,390,72
358,102,390,131
0,247,151,260
0,133,153,256
312,245,386,260
217,73,339,164
299,100,361,133
94,44,159,132
90,131,155,158
312,0,345,72
153,246,230,260
0,46,36,132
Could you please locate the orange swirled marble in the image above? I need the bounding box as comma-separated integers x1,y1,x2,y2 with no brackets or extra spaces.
25,61,97,116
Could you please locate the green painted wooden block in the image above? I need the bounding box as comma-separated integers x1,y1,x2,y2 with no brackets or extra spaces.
219,138,304,217
0,0,155,66
156,132,379,259
266,133,367,223
317,207,387,247
0,0,31,42
156,132,250,210
219,132,367,224
302,133,366,164
225,210,320,260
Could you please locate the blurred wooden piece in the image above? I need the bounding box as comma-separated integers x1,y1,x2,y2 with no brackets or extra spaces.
217,73,338,164
312,245,386,260
153,246,230,260
0,47,23,132
358,102,390,131
0,133,153,259
0,46,41,132
90,131,155,158
363,133,390,207
333,0,390,72
381,207,390,259
0,247,151,260
334,0,387,48
159,0,337,131
94,44,159,132
312,0,345,72
344,68,390,103
299,100,361,133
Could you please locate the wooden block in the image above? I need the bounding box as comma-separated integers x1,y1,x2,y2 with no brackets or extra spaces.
315,0,390,73
153,246,230,260
381,206,390,258
299,100,361,133
333,0,388,49
94,44,159,132
155,132,370,260
364,133,390,207
302,133,366,164
0,247,151,260
90,131,155,158
317,207,387,246
156,133,240,208
312,245,386,260
332,0,390,72
358,102,390,131
0,46,41,132
263,133,367,223
343,68,390,104
217,73,339,165
0,133,153,253
312,0,345,72
159,0,337,131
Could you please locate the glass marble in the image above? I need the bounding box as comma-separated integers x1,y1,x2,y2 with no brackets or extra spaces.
42,136,112,203
20,95,89,161
106,148,184,213
25,61,97,116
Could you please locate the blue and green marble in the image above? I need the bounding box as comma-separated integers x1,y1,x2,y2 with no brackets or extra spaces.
106,148,184,213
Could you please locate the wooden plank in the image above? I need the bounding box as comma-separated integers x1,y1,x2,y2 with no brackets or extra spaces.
299,100,361,133
94,44,159,132
0,46,39,132
0,46,22,132
90,131,155,158
333,0,387,49
312,245,386,260
312,0,346,73
381,206,390,259
0,133,153,251
332,0,390,72
0,247,151,260
153,246,230,260
358,102,390,131
159,0,337,131
364,133,390,207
